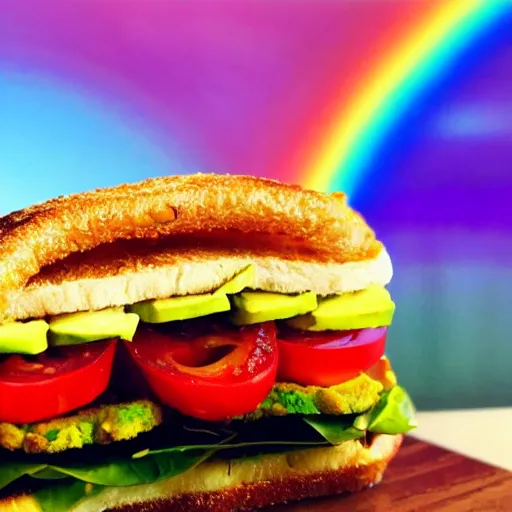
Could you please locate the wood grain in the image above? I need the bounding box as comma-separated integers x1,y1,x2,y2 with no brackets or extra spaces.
271,437,512,511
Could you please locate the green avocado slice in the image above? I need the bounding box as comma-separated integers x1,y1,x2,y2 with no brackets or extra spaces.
0,320,49,355
231,291,317,325
129,293,230,324
286,285,395,331
214,265,256,295
48,308,140,346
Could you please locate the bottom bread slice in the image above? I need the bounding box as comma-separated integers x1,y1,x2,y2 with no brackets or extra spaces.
0,434,403,512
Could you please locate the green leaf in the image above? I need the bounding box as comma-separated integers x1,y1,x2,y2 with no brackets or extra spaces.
35,479,104,512
0,461,47,489
303,416,364,444
355,386,417,435
30,467,68,480
50,448,213,486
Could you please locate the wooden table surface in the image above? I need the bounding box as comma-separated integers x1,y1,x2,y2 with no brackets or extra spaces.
272,437,512,511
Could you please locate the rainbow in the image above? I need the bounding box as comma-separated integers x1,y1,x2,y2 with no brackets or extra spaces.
301,0,509,199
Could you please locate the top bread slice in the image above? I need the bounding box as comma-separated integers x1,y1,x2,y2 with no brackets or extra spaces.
0,174,392,322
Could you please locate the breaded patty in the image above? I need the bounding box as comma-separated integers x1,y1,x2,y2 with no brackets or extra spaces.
243,374,383,420
243,358,398,420
0,400,162,454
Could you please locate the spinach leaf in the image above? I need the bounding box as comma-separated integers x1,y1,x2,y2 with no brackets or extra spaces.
354,386,417,434
0,461,46,489
50,448,213,486
303,416,364,444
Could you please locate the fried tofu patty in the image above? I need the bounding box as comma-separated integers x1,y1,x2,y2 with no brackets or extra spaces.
243,357,397,420
243,374,383,420
0,400,163,454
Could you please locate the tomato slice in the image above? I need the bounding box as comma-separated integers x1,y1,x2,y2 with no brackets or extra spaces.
277,327,387,387
0,340,117,424
124,322,279,421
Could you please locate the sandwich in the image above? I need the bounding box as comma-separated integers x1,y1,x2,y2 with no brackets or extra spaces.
0,174,416,511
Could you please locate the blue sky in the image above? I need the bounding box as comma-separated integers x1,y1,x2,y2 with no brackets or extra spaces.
0,70,176,214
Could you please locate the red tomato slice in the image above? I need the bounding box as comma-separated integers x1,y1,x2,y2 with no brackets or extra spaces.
0,340,117,424
124,322,279,421
277,327,387,387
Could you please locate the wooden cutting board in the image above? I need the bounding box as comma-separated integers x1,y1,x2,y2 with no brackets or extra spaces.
272,437,512,511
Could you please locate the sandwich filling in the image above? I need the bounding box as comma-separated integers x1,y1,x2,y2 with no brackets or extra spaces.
0,266,416,511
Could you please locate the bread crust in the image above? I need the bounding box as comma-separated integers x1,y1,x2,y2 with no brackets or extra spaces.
0,174,383,322
0,434,402,512
110,462,386,512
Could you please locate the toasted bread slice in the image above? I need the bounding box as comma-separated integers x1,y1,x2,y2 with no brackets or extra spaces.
0,174,389,321
0,434,402,512
12,239,392,321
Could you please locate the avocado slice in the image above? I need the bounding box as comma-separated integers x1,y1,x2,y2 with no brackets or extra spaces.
129,293,231,324
49,308,140,346
286,285,395,331
231,291,317,325
214,265,256,295
0,320,49,355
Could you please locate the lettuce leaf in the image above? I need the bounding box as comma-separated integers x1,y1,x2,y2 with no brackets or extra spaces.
354,385,417,434
41,448,214,487
0,446,218,490
0,461,47,489
303,416,364,444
